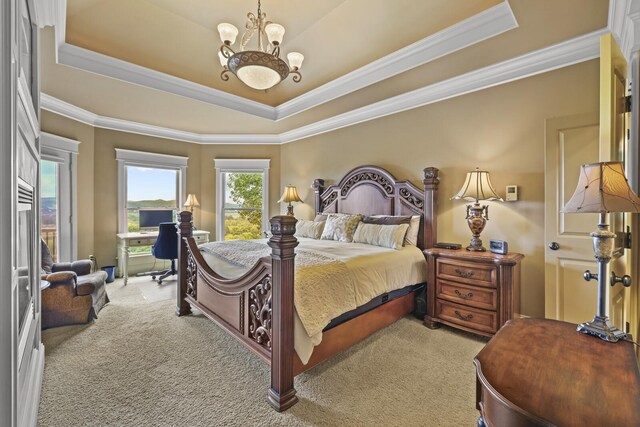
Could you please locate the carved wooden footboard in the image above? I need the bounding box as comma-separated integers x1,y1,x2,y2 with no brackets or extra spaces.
176,165,440,412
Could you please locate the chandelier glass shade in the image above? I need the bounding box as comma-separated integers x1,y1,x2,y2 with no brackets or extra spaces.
217,0,303,90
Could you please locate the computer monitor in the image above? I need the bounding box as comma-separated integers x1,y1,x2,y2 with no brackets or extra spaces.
139,209,174,229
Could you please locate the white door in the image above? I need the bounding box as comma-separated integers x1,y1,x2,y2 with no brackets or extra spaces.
545,34,630,329
545,113,600,323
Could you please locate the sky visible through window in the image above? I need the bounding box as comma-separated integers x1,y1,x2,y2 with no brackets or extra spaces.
127,166,177,203
41,160,56,198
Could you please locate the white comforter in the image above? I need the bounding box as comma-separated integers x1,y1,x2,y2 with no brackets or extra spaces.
200,237,427,364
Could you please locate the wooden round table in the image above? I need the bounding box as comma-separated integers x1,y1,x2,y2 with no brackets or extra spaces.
474,318,640,426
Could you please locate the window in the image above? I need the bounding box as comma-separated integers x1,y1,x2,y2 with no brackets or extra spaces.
215,159,270,241
40,160,58,261
40,133,80,262
116,149,187,253
126,166,179,232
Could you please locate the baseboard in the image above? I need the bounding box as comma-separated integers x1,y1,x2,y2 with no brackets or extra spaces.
19,343,44,427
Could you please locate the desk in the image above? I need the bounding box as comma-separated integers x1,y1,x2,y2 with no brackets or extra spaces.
116,230,210,285
474,318,640,426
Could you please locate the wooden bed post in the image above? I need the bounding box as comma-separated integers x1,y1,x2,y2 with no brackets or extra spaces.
267,215,299,412
312,179,325,215
423,167,439,249
176,210,193,316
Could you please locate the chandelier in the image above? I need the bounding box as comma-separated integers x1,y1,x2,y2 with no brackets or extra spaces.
217,0,304,91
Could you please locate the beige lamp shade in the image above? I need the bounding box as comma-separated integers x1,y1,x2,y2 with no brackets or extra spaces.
563,162,640,213
183,194,200,209
278,185,303,203
451,168,503,203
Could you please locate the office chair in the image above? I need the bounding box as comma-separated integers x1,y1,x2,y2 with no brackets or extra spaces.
150,222,178,285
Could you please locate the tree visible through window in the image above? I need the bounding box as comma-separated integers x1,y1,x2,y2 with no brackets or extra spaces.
224,172,263,240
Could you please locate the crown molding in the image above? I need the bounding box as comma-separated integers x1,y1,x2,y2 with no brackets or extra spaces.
278,28,605,143
46,1,517,121
57,43,277,120
273,1,518,120
41,28,605,146
608,0,640,61
40,94,281,144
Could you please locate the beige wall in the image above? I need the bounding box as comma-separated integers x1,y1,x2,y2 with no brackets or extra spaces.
281,60,600,318
42,59,599,317
40,112,281,267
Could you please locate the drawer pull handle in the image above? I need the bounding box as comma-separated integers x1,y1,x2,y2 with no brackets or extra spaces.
454,268,474,279
454,310,473,321
454,289,474,300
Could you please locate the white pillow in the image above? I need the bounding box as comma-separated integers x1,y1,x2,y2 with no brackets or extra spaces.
295,220,325,239
405,215,420,246
320,214,363,242
369,214,420,246
353,223,410,250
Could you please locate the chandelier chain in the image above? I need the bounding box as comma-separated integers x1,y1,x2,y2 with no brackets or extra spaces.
257,0,262,17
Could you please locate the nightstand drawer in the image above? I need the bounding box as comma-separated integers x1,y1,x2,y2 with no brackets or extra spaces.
193,234,207,242
436,279,497,311
436,300,498,334
131,238,152,246
436,258,497,288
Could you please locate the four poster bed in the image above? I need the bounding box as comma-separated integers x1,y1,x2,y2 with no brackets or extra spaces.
176,165,440,411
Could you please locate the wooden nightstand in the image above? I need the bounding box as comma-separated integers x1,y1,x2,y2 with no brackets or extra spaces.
423,248,524,337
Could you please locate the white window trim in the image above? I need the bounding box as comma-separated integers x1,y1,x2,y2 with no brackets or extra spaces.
214,159,270,241
116,149,188,234
41,132,79,261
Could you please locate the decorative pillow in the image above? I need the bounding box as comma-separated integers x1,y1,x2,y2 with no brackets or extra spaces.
353,223,410,250
41,239,54,274
405,215,421,246
363,215,411,226
314,214,328,222
320,214,363,242
295,220,325,239
369,215,420,246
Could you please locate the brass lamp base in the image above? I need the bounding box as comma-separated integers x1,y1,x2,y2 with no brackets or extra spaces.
466,203,489,252
577,315,630,343
286,204,294,216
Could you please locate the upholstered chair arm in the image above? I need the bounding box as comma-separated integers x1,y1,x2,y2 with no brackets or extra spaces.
76,281,96,296
44,271,78,290
52,260,92,276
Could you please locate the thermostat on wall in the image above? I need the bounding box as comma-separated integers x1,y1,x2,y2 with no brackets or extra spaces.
506,185,518,201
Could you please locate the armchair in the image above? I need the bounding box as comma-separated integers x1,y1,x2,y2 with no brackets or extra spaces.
41,240,109,329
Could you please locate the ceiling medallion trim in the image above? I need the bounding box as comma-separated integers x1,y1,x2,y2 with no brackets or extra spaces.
40,27,604,146
45,1,517,121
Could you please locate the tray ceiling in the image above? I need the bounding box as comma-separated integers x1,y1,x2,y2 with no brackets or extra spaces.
41,0,610,142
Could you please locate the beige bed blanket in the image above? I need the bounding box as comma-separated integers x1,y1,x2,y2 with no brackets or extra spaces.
199,238,427,364
200,240,356,337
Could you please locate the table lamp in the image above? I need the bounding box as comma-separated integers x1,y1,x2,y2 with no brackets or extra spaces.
183,194,200,213
278,185,302,216
563,161,640,342
451,168,503,251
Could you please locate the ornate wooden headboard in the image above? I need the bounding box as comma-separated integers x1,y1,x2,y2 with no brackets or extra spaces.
312,165,439,249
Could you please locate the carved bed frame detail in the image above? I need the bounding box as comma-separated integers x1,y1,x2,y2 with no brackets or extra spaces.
177,166,439,412
249,277,273,349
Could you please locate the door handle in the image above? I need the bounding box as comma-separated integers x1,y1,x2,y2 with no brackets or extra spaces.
549,242,560,251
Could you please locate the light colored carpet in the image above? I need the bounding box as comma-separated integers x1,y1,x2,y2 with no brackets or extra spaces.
38,277,487,426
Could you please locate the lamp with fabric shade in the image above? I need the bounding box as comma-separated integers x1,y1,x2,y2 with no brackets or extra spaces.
563,161,640,342
451,168,503,251
278,185,302,216
183,194,200,213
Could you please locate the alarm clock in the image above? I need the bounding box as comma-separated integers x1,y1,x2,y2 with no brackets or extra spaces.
489,239,508,255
